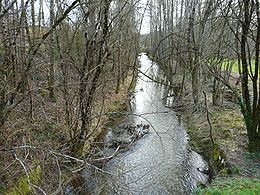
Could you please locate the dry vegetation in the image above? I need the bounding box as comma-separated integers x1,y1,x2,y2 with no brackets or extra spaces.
0,0,140,193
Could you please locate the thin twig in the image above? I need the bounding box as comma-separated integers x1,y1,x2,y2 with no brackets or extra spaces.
13,150,32,191
203,91,215,147
93,146,120,162
11,145,116,177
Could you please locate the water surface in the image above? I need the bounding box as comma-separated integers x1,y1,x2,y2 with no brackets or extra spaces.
80,53,208,194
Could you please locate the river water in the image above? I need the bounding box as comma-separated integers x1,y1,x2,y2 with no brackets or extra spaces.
76,53,208,194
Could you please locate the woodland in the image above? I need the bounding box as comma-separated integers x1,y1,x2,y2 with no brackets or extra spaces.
0,0,259,194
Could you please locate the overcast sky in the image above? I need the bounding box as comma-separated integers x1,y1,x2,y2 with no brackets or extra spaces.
139,0,150,34
26,0,150,34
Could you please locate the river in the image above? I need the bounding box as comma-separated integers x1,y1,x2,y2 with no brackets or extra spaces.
69,53,208,194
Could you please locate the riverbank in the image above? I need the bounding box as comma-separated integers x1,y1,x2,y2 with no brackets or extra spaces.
1,71,135,194
79,74,134,157
178,92,260,193
143,52,260,193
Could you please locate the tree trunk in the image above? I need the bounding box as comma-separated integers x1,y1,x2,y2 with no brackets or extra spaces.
48,0,56,101
79,0,110,139
212,77,221,106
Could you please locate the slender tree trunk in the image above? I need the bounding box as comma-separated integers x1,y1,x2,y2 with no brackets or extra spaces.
79,0,110,139
48,0,56,101
188,0,200,106
241,0,252,133
255,0,260,137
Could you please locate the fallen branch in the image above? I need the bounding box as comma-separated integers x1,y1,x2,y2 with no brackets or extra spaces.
93,146,120,162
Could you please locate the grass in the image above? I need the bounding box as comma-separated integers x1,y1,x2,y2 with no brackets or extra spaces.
187,106,246,154
5,166,42,195
185,103,259,194
194,177,260,195
221,59,257,74
211,108,246,137
188,105,260,195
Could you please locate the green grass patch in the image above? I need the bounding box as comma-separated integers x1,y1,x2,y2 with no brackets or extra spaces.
194,177,260,195
6,165,42,195
221,59,256,74
211,108,245,134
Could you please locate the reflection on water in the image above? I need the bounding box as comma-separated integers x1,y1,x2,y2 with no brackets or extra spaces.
78,53,208,194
